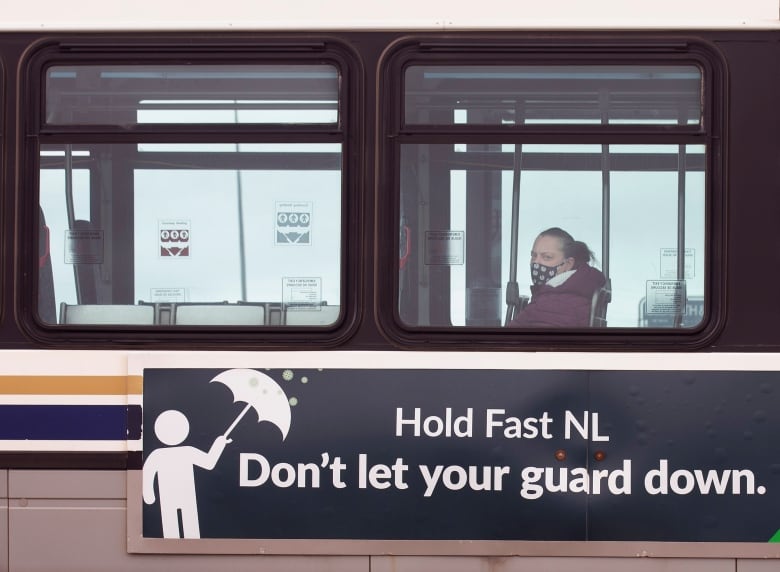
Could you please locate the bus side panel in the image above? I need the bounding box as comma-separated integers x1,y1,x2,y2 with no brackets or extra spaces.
719,38,780,347
7,470,367,572
372,557,734,572
0,470,7,572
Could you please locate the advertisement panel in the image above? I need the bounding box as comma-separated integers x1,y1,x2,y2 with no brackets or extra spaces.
130,359,780,552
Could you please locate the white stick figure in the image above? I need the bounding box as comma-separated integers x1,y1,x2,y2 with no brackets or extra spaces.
143,409,231,539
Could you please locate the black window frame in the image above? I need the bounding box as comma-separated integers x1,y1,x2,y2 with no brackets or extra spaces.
376,36,726,350
18,35,363,348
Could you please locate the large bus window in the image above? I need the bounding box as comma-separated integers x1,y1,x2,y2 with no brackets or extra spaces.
35,56,348,329
388,53,716,332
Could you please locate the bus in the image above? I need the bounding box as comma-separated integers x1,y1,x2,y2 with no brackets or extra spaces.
2,0,780,570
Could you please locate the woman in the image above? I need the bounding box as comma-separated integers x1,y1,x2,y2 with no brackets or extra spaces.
509,227,606,328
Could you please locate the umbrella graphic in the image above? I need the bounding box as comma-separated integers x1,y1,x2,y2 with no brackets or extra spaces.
210,369,292,440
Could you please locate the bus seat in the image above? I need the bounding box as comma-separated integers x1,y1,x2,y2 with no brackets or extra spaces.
589,280,612,328
173,303,265,325
266,303,283,325
236,301,281,325
135,301,176,325
284,304,340,326
60,303,155,325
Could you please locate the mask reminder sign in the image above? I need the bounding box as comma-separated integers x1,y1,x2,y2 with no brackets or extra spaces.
134,365,780,551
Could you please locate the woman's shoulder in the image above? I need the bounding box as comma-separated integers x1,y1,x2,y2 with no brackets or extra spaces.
567,264,606,292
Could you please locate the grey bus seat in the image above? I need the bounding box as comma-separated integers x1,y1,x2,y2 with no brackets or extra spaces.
60,303,156,325
284,303,340,326
173,303,265,325
589,279,612,328
236,301,282,325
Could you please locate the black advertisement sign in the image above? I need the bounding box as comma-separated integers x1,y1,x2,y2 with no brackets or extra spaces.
141,367,780,543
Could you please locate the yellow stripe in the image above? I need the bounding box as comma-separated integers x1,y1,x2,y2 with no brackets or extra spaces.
128,375,143,394
0,375,142,395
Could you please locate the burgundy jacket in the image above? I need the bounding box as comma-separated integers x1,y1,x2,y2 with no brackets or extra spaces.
509,264,606,328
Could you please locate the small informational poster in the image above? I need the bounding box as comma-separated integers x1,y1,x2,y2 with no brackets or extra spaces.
149,288,187,303
425,230,465,265
159,220,190,257
282,277,322,309
64,228,104,264
645,280,686,314
660,248,695,279
276,202,312,245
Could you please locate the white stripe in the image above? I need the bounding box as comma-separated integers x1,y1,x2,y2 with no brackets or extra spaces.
0,350,129,375
0,440,131,452
1,0,779,31
129,350,780,372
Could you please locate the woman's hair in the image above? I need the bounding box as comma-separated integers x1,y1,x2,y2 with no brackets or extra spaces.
538,227,594,268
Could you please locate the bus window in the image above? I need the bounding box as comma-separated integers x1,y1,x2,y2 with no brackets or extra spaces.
389,55,715,332
35,58,347,329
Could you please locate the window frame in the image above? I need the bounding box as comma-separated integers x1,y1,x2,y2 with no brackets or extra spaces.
18,35,362,348
376,36,726,349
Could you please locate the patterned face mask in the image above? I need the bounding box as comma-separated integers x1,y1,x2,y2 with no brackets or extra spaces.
530,261,564,286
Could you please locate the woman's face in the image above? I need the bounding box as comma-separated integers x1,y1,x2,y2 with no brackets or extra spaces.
531,234,573,274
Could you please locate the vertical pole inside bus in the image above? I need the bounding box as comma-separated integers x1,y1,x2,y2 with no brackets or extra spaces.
597,90,612,327
504,102,523,326
63,144,84,304
675,137,687,328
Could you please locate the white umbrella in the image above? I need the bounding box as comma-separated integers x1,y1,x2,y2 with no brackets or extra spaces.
210,368,291,440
